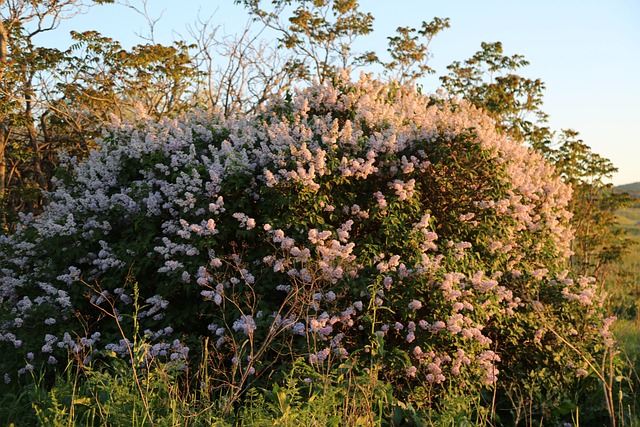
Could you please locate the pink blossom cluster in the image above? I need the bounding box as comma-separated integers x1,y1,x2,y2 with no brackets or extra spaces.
0,72,611,398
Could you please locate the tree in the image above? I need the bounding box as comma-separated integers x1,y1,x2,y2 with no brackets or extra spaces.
236,0,377,82
57,30,200,124
440,41,633,281
0,0,114,230
440,41,552,149
187,17,305,116
236,0,451,87
0,0,205,231
550,129,634,281
382,17,450,84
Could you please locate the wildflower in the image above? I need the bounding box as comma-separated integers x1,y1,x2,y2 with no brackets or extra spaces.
432,321,446,330
406,332,415,343
292,322,306,335
406,366,417,377
383,276,393,289
408,300,422,311
232,315,257,335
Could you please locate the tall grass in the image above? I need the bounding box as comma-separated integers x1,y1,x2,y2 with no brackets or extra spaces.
3,345,431,426
608,202,640,426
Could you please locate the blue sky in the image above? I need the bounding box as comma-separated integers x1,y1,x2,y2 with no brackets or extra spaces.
42,0,640,185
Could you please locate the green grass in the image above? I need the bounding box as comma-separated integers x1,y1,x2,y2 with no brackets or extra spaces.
613,319,640,426
618,201,640,236
607,204,640,425
615,319,640,362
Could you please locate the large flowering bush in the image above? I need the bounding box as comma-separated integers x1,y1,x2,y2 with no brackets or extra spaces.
0,73,616,423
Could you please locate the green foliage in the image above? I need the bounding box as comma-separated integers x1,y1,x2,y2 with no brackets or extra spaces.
548,130,636,282
26,348,224,426
237,0,377,81
62,30,201,122
383,17,450,84
440,41,550,148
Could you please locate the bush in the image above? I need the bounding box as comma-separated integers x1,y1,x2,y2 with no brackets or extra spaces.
0,72,619,424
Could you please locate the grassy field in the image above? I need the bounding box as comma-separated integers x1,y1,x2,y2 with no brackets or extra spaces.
613,201,640,316
612,200,640,423
618,202,640,237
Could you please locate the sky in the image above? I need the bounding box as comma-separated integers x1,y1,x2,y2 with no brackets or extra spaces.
40,0,640,186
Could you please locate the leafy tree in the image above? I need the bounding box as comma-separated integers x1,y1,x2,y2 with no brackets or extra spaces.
440,41,552,149
56,30,200,127
0,0,202,231
0,0,113,230
236,0,377,82
550,129,634,281
382,17,450,84
236,0,451,87
440,41,634,281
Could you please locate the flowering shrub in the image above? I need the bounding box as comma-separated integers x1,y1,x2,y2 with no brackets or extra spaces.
0,72,616,423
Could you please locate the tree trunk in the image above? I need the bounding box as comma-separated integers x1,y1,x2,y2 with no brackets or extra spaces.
1,11,9,231
0,4,6,64
0,129,6,232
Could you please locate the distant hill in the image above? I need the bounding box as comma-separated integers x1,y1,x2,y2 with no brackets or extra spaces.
614,182,640,199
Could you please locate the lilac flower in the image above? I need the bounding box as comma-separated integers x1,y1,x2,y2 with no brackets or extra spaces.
408,300,422,311
406,366,417,377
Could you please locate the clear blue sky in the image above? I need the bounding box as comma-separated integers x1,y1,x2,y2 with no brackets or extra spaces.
42,0,640,185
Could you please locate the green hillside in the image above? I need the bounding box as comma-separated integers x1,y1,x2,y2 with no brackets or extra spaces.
614,182,640,237
614,181,640,199
618,201,640,237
